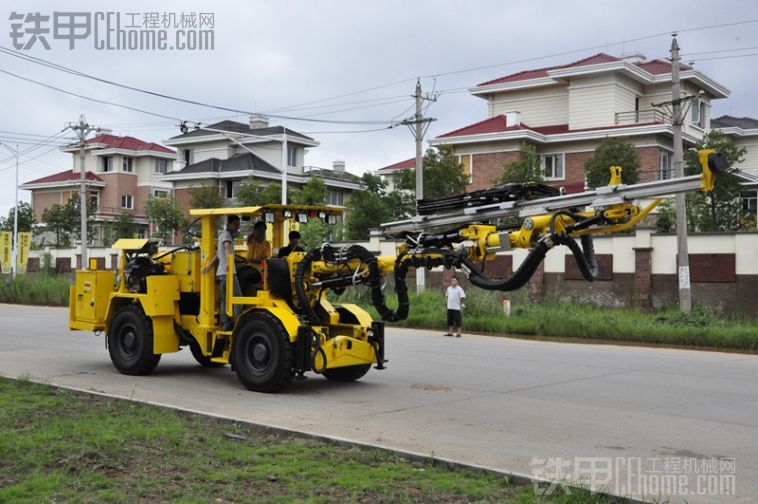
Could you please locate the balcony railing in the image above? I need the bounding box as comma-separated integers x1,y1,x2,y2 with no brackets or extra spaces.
614,109,670,126
93,207,147,220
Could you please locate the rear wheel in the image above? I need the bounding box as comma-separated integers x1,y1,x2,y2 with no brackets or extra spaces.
189,339,225,367
231,312,294,392
322,364,371,382
107,305,161,375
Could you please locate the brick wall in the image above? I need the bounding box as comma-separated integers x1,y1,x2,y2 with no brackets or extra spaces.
470,151,522,190
637,146,661,183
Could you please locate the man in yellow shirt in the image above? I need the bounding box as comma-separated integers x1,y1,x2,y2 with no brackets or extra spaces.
238,221,270,292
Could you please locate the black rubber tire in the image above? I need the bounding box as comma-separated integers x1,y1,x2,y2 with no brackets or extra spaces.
188,339,225,367
231,312,294,393
322,364,371,382
107,305,161,375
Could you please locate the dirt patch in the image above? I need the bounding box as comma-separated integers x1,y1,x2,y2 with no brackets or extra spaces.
410,383,452,392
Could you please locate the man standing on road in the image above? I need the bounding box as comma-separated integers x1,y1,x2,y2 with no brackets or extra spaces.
202,215,242,331
444,276,466,338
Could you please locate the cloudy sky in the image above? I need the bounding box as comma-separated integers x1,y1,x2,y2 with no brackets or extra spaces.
1,0,757,217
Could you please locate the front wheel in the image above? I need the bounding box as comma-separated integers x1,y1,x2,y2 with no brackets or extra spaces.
322,364,371,382
107,305,161,375
231,313,294,392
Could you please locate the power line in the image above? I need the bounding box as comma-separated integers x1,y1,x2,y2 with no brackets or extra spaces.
691,52,758,62
0,46,395,125
0,68,183,121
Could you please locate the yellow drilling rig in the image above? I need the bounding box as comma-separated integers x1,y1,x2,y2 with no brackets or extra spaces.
69,150,724,392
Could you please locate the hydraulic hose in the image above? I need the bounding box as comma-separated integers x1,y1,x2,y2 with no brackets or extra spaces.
555,234,598,282
459,238,552,292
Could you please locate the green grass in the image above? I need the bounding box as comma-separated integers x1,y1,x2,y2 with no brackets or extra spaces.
332,288,758,352
0,273,70,306
0,377,623,503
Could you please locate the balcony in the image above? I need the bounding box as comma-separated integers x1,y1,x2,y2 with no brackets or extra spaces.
614,109,670,126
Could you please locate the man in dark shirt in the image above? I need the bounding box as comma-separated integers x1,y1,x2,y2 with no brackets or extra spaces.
278,230,305,258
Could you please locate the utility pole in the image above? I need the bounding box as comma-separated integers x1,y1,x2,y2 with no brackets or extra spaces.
281,130,288,204
671,35,692,313
399,79,436,292
1,143,19,277
66,115,95,270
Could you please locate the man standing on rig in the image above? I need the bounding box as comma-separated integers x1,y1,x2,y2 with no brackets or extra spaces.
444,276,466,338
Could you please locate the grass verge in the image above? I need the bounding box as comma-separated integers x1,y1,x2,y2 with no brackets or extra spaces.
332,288,758,352
0,273,70,306
0,377,625,503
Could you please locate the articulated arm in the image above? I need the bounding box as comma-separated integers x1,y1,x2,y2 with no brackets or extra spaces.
293,150,725,324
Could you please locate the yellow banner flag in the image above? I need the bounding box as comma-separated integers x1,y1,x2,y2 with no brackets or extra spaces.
0,232,10,274
16,232,31,274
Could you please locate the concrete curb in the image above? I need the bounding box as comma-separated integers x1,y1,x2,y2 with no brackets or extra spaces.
9,375,641,503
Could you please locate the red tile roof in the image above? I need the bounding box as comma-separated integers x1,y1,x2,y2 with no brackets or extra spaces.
378,157,416,172
438,116,529,138
636,59,690,75
477,53,691,87
24,169,103,185
437,115,666,139
478,53,620,86
85,134,175,154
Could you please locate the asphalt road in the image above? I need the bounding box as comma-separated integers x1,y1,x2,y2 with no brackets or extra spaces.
1,304,756,503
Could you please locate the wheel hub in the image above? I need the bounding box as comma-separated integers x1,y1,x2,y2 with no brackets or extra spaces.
253,342,269,362
123,331,136,350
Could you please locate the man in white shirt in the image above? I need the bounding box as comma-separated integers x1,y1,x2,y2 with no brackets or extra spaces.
445,276,466,338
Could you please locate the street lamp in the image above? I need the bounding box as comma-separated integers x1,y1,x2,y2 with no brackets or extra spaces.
0,142,19,278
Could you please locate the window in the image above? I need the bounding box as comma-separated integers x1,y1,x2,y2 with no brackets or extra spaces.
101,156,113,172
153,189,169,198
691,98,707,128
541,154,564,180
659,150,672,180
742,191,757,216
457,154,473,183
183,149,193,166
329,189,344,206
225,180,241,199
287,144,297,167
121,194,133,209
122,156,134,172
89,192,99,209
154,158,168,174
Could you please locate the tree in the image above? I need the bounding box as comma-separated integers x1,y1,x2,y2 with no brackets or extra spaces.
41,203,71,247
190,184,224,209
104,212,137,243
684,130,746,232
345,190,390,240
145,196,185,242
584,137,641,189
396,145,468,198
1,202,35,233
291,176,327,205
359,172,386,194
655,198,675,233
299,219,331,249
499,143,543,184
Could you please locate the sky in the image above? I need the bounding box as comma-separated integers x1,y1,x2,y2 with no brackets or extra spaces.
1,0,758,218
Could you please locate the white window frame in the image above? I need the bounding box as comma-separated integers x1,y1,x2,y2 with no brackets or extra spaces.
89,191,99,209
122,156,134,173
690,98,707,128
287,144,297,167
659,150,672,180
154,158,168,174
153,189,169,198
183,149,193,166
541,153,565,181
457,154,474,184
121,194,134,209
742,191,757,215
101,156,113,172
